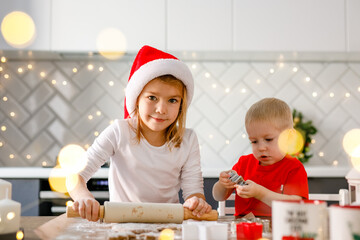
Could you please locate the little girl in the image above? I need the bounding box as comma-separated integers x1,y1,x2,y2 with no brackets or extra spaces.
69,45,212,222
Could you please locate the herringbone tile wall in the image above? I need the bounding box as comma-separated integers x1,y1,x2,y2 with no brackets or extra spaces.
0,59,359,170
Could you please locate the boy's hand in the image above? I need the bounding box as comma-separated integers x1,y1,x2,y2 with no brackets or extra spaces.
72,198,100,222
235,179,264,199
219,170,237,189
183,196,212,218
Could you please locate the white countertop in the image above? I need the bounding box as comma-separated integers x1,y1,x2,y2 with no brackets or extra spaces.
0,166,351,179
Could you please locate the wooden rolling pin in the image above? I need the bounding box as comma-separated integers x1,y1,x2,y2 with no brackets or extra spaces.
67,201,218,223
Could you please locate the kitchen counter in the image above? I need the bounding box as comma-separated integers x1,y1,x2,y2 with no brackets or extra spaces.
0,166,351,179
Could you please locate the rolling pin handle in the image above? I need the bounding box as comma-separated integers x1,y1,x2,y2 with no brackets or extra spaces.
66,205,105,220
183,208,218,221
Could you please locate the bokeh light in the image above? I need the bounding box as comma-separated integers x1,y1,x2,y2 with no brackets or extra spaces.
57,144,86,172
48,166,69,193
159,228,174,240
343,129,360,158
96,28,127,60
1,11,36,48
16,229,24,240
278,129,304,155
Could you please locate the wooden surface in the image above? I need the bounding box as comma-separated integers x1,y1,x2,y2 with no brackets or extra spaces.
21,216,56,240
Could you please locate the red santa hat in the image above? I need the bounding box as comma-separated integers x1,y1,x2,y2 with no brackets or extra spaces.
124,45,194,118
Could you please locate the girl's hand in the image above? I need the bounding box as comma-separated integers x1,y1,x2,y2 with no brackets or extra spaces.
219,170,237,189
183,196,212,218
235,179,265,199
72,198,100,222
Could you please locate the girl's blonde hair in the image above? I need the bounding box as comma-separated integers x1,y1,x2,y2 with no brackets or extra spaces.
245,98,293,131
130,75,187,149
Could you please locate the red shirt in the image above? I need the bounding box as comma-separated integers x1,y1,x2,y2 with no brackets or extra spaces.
232,154,308,216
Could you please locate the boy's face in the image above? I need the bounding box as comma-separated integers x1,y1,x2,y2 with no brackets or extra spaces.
246,120,286,166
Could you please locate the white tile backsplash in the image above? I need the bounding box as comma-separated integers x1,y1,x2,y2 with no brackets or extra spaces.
0,58,359,170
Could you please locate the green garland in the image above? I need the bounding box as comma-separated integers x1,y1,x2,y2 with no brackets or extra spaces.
291,109,317,164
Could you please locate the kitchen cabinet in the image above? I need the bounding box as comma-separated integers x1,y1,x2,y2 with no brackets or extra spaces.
233,0,346,52
0,0,51,51
51,0,166,52
346,0,360,51
167,0,232,51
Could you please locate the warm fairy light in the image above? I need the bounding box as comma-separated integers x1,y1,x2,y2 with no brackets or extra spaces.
16,229,24,240
319,152,324,157
1,11,36,48
225,88,230,93
84,144,90,149
345,92,351,98
225,140,230,145
88,115,93,120
1,56,6,62
159,228,174,240
311,139,316,144
269,68,275,74
241,88,247,93
17,67,23,73
343,129,360,157
191,64,197,69
358,86,360,92
0,66,3,71
209,134,214,139
96,111,101,116
7,211,15,220
242,133,247,138
26,154,31,160
278,62,284,68
96,28,127,60
4,74,9,79
94,131,99,136
1,126,6,131
10,112,15,117
40,71,46,77
0,141,3,147
72,68,77,73
312,92,318,98
332,160,338,166
212,84,217,89
87,64,94,70
329,92,335,97
9,154,15,159
205,72,211,78
305,77,311,82
109,81,114,86
27,64,32,69
57,144,86,172
278,129,304,155
99,67,104,72
292,67,298,72
256,79,261,84
42,161,47,167
62,81,67,85
66,200,73,207
109,120,114,124
51,80,56,85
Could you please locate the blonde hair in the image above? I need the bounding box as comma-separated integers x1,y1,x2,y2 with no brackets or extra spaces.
131,75,187,149
245,98,293,131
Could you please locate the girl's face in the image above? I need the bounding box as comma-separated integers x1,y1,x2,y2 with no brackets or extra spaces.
246,120,286,166
137,79,182,136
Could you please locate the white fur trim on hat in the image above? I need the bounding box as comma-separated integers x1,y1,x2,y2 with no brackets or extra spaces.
125,58,194,117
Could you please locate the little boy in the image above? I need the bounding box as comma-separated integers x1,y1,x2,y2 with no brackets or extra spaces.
212,98,308,216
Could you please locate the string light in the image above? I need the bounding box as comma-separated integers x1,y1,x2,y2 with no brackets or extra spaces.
191,64,197,69
40,71,46,78
242,133,247,138
205,72,210,78
3,96,8,101
256,79,261,84
27,64,33,69
51,80,56,85
212,84,217,89
26,154,31,160
0,66,3,71
94,131,99,136
345,92,351,98
99,67,104,72
0,141,3,147
292,67,298,72
96,111,101,116
109,81,114,86
269,68,275,74
87,64,94,70
72,68,78,73
209,134,214,139
10,112,15,117
62,81,67,85
17,67,23,73
241,88,246,93
9,154,15,159
1,56,6,62
329,92,335,98
332,160,338,166
305,77,311,82
225,140,230,145
225,88,230,93
42,161,47,167
88,115,93,120
4,74,9,79
1,126,6,131
312,92,318,98
319,152,324,157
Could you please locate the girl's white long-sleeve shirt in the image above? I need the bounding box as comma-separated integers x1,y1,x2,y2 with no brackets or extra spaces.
78,119,204,203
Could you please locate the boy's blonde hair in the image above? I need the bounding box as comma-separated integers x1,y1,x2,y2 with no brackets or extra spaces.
245,98,293,131
131,75,187,149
